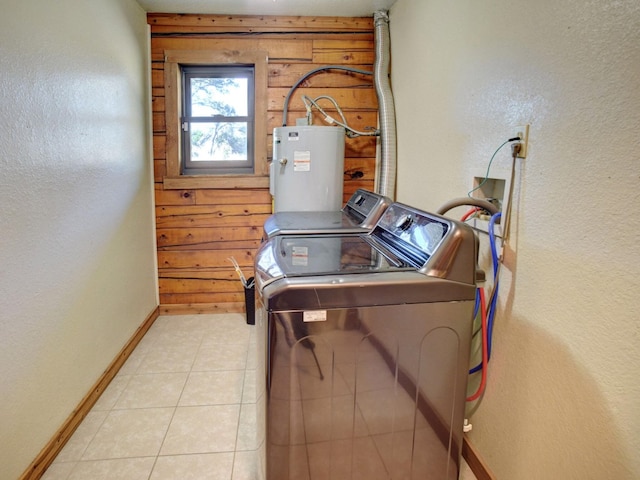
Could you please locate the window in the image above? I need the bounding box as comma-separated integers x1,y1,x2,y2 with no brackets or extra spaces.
163,50,268,189
181,65,254,175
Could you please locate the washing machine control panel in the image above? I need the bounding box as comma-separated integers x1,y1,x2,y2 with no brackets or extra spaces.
343,189,391,225
372,203,451,267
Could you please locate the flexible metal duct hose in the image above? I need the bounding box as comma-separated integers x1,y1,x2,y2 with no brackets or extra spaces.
374,10,397,200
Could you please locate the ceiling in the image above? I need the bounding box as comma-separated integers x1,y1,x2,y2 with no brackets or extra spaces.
136,0,397,17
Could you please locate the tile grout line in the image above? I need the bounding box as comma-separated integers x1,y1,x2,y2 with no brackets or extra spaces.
149,319,208,478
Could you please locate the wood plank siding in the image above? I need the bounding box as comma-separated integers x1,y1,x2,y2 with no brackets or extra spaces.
148,13,379,313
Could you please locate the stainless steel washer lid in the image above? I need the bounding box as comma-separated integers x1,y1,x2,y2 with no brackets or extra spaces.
262,188,391,238
255,234,410,283
256,235,478,314
262,210,364,238
255,230,477,310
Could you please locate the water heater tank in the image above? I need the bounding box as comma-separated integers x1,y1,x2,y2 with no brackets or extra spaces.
271,126,345,213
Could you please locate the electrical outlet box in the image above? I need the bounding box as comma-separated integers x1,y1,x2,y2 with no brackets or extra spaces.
513,124,529,158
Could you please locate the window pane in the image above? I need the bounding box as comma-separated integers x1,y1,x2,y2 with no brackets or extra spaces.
190,77,248,117
190,122,248,161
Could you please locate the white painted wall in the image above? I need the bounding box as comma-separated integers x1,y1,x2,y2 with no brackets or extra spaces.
390,0,640,478
0,0,157,477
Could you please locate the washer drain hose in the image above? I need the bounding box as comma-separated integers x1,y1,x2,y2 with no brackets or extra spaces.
436,197,500,217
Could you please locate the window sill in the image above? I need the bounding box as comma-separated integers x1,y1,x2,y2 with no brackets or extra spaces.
163,175,270,190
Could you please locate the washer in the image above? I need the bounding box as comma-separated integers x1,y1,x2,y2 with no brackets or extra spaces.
263,188,391,239
253,202,479,480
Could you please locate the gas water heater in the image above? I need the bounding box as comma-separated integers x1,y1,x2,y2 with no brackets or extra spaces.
271,125,345,213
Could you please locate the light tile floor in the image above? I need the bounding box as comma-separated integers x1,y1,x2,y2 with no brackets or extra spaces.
42,314,477,480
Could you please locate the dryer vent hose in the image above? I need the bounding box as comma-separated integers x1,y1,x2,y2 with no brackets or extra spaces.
374,10,397,200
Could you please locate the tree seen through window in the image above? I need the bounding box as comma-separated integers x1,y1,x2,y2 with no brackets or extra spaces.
189,77,247,160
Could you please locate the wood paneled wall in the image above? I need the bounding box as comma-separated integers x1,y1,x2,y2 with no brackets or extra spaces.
149,14,379,313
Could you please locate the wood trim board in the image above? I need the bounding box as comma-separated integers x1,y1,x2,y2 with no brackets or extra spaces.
19,307,161,480
463,435,497,480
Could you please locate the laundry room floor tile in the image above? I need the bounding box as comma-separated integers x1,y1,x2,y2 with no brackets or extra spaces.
45,314,477,480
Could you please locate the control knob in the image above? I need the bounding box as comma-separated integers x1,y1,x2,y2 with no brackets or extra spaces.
396,214,413,231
